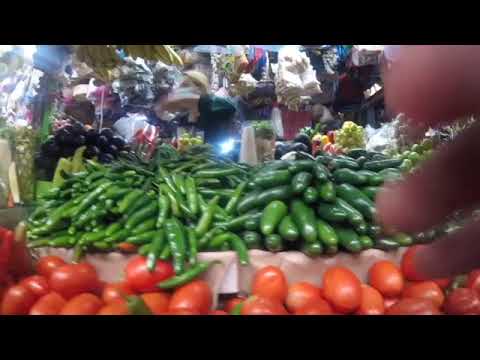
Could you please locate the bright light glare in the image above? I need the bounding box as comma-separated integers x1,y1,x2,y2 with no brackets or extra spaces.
220,138,235,154
21,45,36,60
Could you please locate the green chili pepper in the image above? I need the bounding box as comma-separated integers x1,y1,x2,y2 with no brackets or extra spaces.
118,189,143,214
138,243,152,257
172,174,186,195
194,168,242,178
147,230,166,272
105,229,130,243
198,227,226,250
131,219,157,236
158,242,171,260
187,227,198,266
156,194,170,229
164,218,187,274
157,261,218,289
125,231,157,245
185,177,199,216
195,196,220,237
225,182,247,215
125,201,158,230
228,233,249,265
159,184,181,218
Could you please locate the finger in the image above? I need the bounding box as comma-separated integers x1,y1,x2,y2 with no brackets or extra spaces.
376,120,480,233
412,218,480,278
384,45,480,127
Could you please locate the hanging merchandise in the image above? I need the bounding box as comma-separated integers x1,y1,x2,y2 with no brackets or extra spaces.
275,47,322,111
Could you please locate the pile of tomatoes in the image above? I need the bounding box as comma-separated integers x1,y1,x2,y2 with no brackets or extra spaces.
0,255,218,315
223,246,480,315
2,245,480,315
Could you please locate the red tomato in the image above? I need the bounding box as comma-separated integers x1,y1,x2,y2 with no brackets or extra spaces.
384,297,399,309
401,245,426,281
295,299,335,315
36,256,66,278
224,296,245,313
386,298,442,315
286,282,323,313
97,300,130,315
467,270,480,293
20,275,50,298
209,310,228,315
433,278,451,290
444,288,480,315
125,256,174,293
322,266,362,314
241,296,288,315
141,292,170,315
356,284,385,315
49,264,100,299
29,292,66,315
168,309,201,315
102,282,134,304
1,285,37,315
60,293,104,315
403,281,445,308
252,266,288,303
369,261,404,298
169,280,212,314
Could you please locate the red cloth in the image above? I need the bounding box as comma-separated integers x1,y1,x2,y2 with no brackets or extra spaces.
280,107,313,140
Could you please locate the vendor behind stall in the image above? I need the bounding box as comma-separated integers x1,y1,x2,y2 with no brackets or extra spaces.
161,71,237,150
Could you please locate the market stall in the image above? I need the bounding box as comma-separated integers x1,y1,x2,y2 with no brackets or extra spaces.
0,44,478,316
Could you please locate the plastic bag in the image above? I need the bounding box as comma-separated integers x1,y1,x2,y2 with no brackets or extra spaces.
271,106,284,138
365,122,398,153
113,113,149,142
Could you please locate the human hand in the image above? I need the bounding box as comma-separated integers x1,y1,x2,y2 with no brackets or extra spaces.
377,45,480,279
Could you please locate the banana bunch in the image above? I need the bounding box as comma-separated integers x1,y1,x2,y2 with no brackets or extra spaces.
118,45,183,66
75,45,123,82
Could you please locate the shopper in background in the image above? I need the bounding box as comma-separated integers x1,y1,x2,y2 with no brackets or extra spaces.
377,45,480,280
160,70,237,150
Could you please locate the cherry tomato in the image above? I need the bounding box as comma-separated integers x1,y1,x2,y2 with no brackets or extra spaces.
467,269,480,293
141,292,170,315
169,280,212,314
209,310,229,315
433,278,451,290
403,281,445,308
224,296,245,313
286,282,323,314
386,298,442,315
444,288,480,315
295,299,335,315
384,297,399,309
322,266,362,314
29,292,66,315
1,285,37,315
20,275,50,298
60,293,104,315
369,260,404,298
125,256,174,293
49,264,100,299
252,266,288,303
36,256,66,278
97,300,130,315
102,282,133,304
356,284,385,315
241,296,288,315
401,245,426,281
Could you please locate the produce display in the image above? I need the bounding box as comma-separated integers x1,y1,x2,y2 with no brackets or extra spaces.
334,121,365,151
27,145,252,272
37,121,127,181
392,138,435,173
176,133,203,152
2,247,480,315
